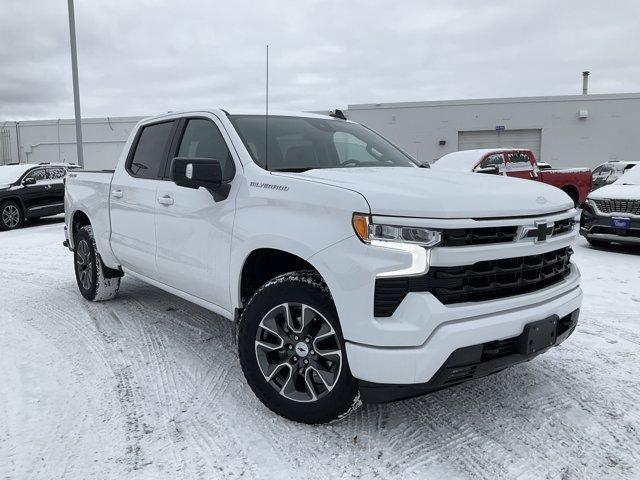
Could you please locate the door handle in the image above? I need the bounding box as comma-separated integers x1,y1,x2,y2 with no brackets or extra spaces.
44,185,52,190
111,189,123,198
157,195,174,206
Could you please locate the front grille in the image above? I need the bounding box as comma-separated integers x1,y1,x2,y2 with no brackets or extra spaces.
439,218,573,247
552,218,574,236
595,199,640,215
374,247,573,317
441,226,518,246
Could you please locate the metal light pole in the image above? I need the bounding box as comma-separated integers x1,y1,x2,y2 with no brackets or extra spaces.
67,0,84,167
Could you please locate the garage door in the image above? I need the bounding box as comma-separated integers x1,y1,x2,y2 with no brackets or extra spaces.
458,129,542,161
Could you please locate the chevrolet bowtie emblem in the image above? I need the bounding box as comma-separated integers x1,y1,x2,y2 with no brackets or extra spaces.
520,220,555,243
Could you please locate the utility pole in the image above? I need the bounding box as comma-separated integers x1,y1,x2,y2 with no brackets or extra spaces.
67,0,84,167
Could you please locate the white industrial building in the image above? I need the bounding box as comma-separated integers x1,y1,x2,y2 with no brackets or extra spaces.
0,116,141,169
2,91,639,170
347,92,640,169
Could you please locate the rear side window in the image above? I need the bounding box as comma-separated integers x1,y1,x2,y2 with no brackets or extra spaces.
46,167,66,180
128,121,174,179
177,119,235,181
507,152,532,164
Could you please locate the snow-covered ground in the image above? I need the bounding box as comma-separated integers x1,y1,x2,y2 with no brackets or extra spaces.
1,217,639,480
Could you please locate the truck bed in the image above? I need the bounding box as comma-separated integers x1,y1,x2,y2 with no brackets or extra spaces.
64,170,114,256
539,168,592,204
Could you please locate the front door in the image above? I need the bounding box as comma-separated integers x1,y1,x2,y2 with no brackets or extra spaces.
110,120,176,278
20,167,52,217
474,152,506,175
155,116,238,309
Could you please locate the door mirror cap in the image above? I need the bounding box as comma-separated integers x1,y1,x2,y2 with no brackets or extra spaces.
476,165,500,175
171,157,223,191
23,177,37,186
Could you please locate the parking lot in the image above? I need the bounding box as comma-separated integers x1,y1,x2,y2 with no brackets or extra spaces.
1,218,639,480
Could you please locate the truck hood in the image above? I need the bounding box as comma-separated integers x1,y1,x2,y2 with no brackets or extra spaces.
588,183,640,201
275,167,573,218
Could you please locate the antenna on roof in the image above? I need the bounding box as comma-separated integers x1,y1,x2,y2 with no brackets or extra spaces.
265,44,269,172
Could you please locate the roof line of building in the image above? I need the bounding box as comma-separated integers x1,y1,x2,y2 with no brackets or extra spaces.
0,116,144,127
348,92,640,110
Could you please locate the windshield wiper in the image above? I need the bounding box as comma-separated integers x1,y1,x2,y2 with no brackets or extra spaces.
272,167,315,173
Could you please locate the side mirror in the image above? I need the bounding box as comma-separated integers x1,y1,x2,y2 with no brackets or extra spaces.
23,177,37,186
476,165,500,175
171,157,222,191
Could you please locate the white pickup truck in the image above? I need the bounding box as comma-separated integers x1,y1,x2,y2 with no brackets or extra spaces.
64,109,582,424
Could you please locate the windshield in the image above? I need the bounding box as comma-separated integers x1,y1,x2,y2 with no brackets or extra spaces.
0,165,31,185
615,163,640,185
228,115,418,171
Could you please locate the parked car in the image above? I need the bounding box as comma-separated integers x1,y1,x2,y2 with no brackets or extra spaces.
432,149,592,206
581,163,640,246
64,110,582,424
591,161,638,191
0,162,78,231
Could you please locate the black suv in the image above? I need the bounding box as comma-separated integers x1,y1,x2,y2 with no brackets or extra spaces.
591,161,638,191
0,163,78,231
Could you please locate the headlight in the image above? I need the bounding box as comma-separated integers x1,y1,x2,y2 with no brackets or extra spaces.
352,214,440,278
352,214,441,246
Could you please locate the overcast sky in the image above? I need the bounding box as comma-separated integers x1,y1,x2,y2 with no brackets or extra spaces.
1,0,639,120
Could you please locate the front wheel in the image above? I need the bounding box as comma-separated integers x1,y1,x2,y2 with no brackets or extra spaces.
0,201,23,231
238,271,360,424
74,225,121,301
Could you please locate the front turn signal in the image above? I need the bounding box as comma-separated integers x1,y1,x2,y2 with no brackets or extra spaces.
352,213,370,242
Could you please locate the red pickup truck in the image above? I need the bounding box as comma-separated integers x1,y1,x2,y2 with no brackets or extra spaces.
432,148,591,206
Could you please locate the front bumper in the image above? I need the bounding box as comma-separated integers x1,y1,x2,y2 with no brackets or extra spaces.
345,275,582,385
359,309,579,403
580,207,640,245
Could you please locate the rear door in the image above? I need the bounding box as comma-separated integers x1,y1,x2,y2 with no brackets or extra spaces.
110,120,176,278
154,116,238,308
44,166,66,214
505,151,538,180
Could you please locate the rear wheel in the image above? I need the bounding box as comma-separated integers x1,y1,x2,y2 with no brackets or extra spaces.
0,201,23,231
238,271,360,424
74,225,121,301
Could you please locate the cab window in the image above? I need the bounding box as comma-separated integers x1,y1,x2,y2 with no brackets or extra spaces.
507,152,532,164
128,121,175,179
177,119,235,181
24,168,47,183
478,153,505,169
46,167,66,180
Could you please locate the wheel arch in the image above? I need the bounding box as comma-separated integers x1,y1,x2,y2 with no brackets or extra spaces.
236,247,333,311
69,209,92,245
0,196,26,213
560,184,579,207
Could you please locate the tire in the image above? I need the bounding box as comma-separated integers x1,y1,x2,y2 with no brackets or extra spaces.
238,271,361,424
74,225,121,301
0,200,23,231
587,237,610,247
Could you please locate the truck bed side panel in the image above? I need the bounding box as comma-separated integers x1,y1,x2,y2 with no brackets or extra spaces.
65,172,120,269
539,169,592,203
